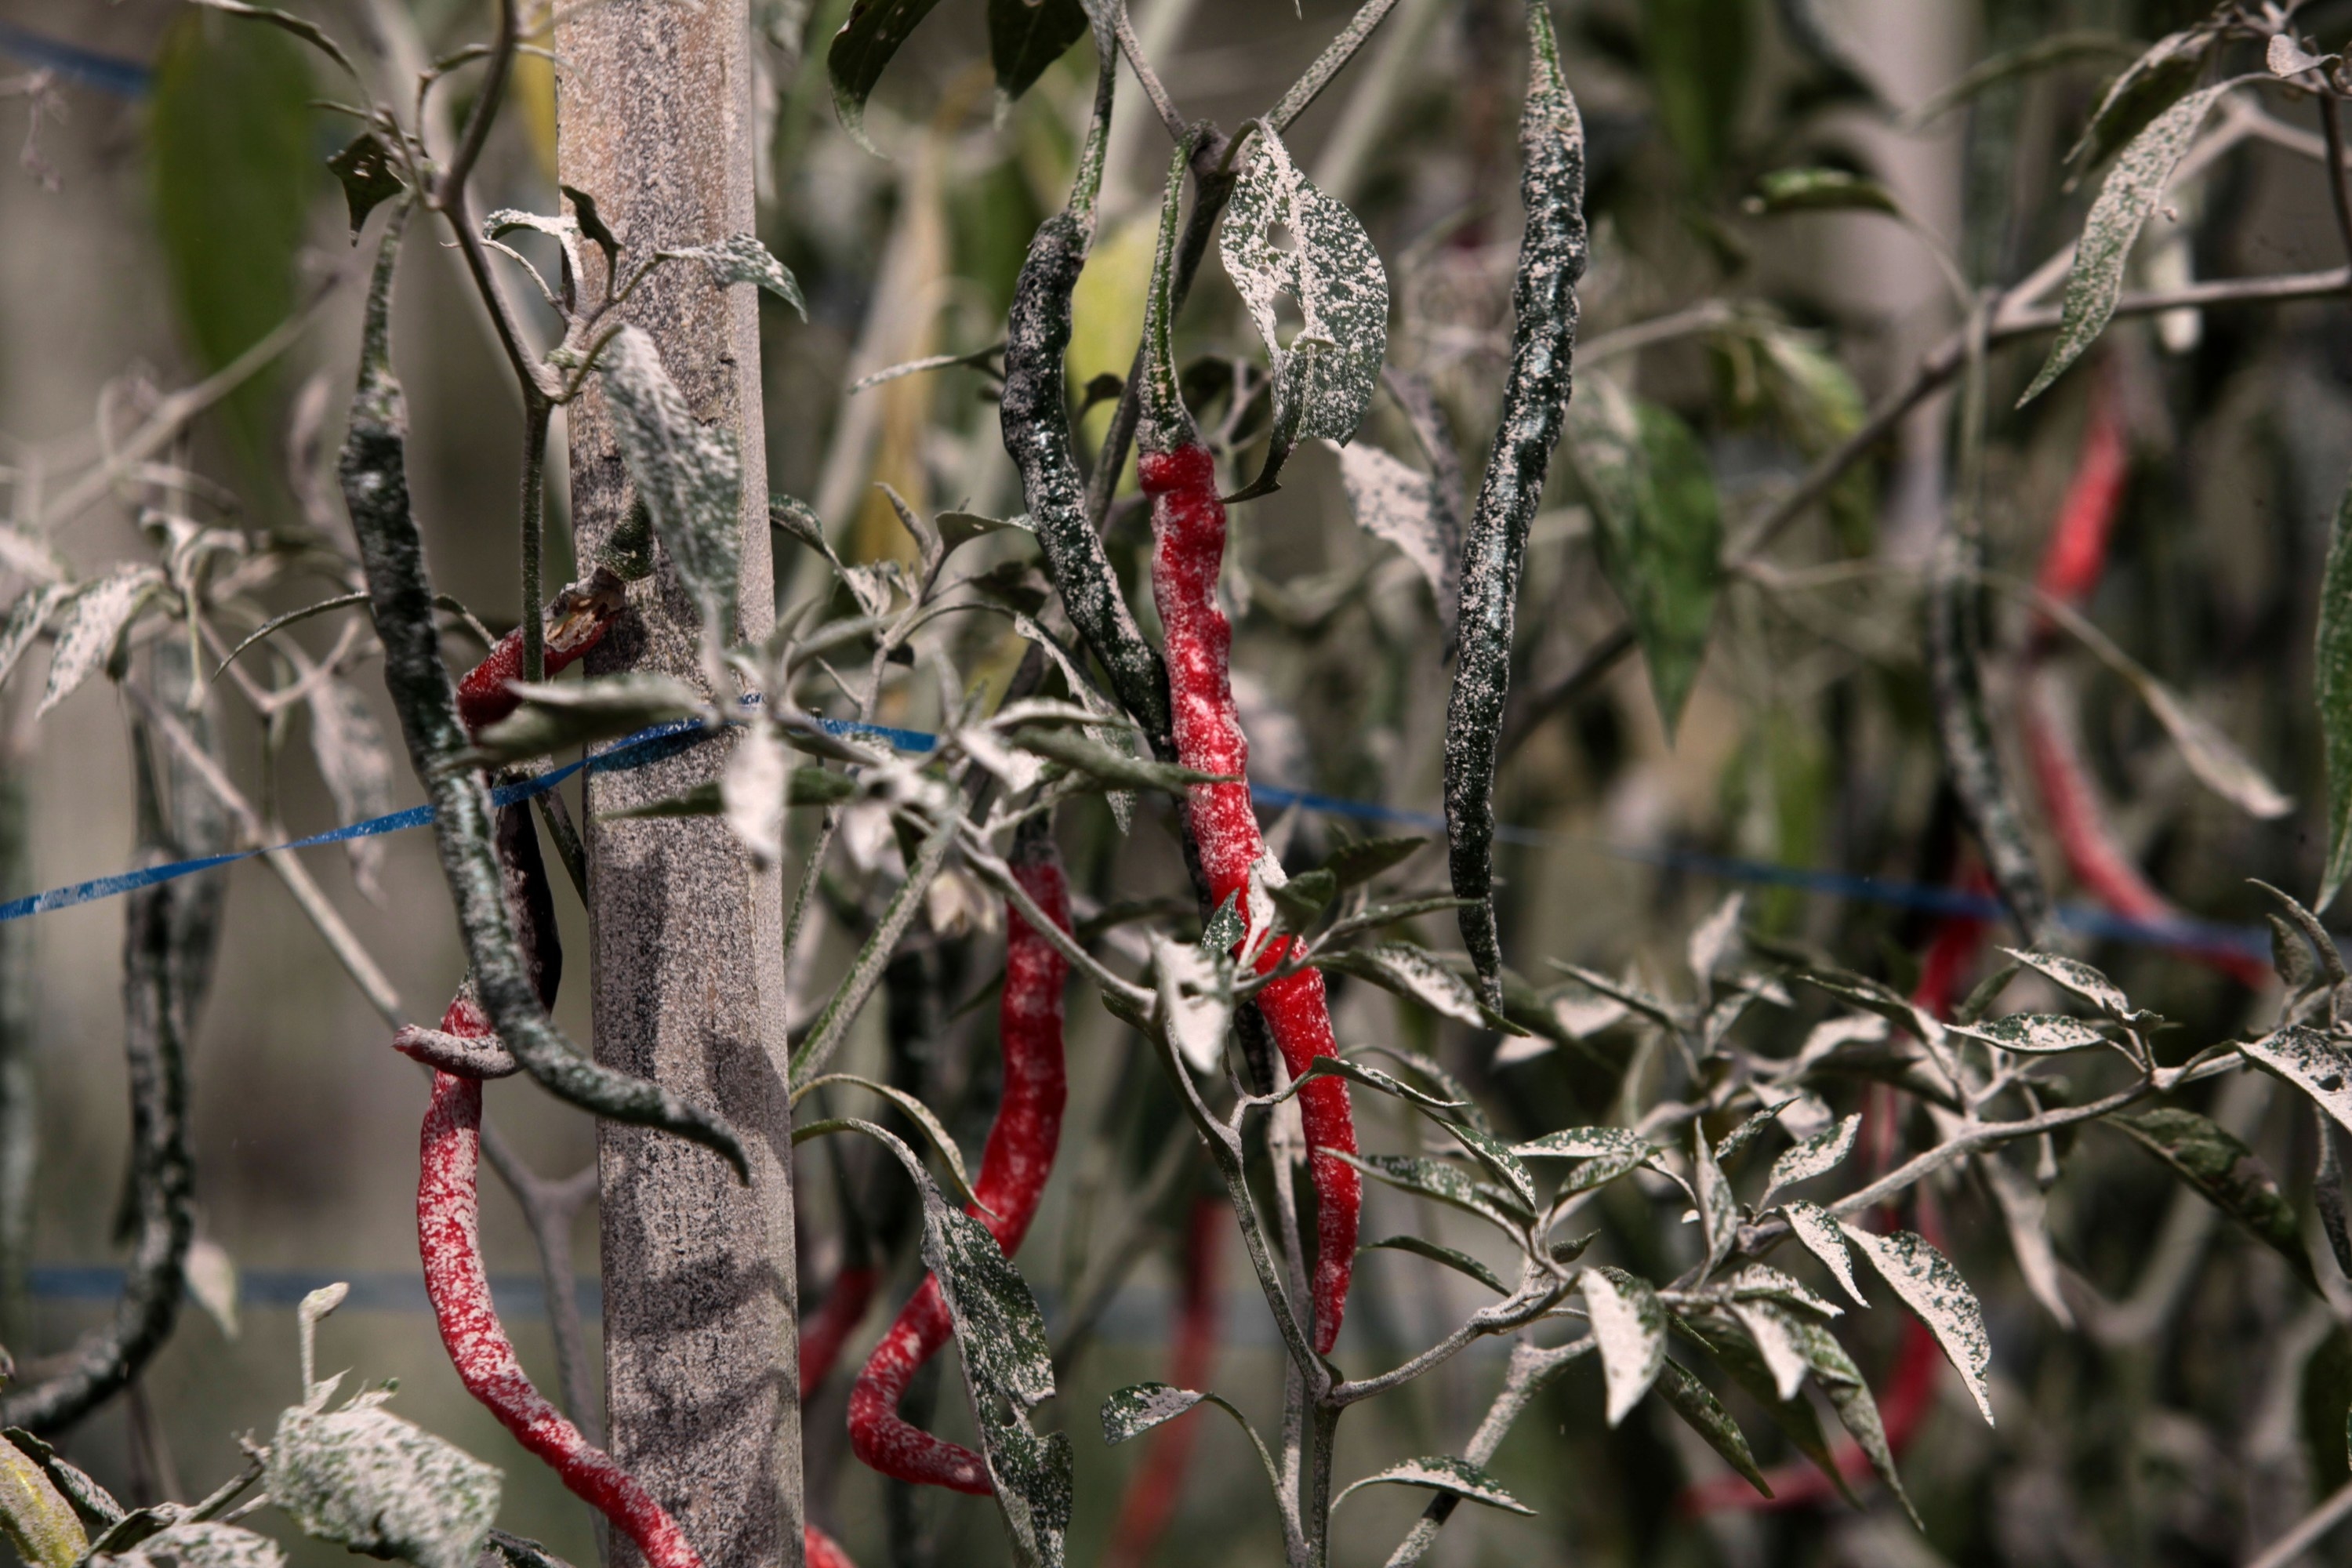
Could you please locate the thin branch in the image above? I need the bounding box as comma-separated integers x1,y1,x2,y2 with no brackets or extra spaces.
2245,1476,2352,1568
479,1122,601,1443
1328,1279,1563,1406
1113,4,1188,146
1381,1334,1594,1567
2318,93,2352,276
1269,0,1401,134
434,0,520,213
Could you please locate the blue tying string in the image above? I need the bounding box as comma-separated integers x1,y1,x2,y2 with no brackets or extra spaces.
0,706,2288,965
0,23,152,97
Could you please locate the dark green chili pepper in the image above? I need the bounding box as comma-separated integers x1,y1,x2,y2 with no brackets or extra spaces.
2,645,219,1432
999,17,1174,751
338,207,747,1178
1443,1,1588,1010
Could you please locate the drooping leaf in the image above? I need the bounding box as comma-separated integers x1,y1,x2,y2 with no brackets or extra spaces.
1316,942,1487,1028
1444,1119,1539,1212
1329,439,1459,636
989,0,1091,104
1568,375,1722,737
38,569,162,720
1784,1316,1922,1530
1151,935,1232,1076
1359,1234,1507,1294
2136,677,2291,819
1642,0,1749,182
1218,127,1388,494
792,1073,985,1212
1322,836,1427,891
1333,1457,1534,1515
0,585,68,694
2021,79,2238,406
1726,1298,1809,1401
1288,1056,1465,1116
1977,1152,2077,1327
307,677,395,896
1708,1312,1860,1505
1946,1012,2114,1055
720,720,789,868
2111,1106,2319,1293
107,1522,288,1568
655,234,808,319
1782,1200,1868,1307
1996,948,2138,1021
1838,1223,1995,1423
1545,960,1685,1032
151,6,315,473
0,1442,85,1568
597,325,743,643
2064,24,2220,172
1655,1358,1771,1497
1584,1267,1668,1425
1719,1262,1843,1319
826,0,951,153
1761,1112,1860,1204
467,674,709,764
1335,1152,1522,1232
267,1399,500,1568
186,1235,242,1340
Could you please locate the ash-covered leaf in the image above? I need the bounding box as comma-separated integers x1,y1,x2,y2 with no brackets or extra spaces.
0,584,68,694
0,1441,85,1568
38,568,162,720
1760,1112,1860,1205
1996,948,2138,1021
1444,1120,1537,1212
2112,1106,2318,1292
1584,1267,1667,1425
1709,1311,1860,1505
1838,1223,1994,1424
1726,1298,1808,1401
1719,1263,1842,1319
1290,1056,1465,1115
1946,1011,2113,1055
103,1522,287,1568
1320,835,1426,890
1011,726,1230,795
1713,1098,1795,1163
793,1073,984,1211
1515,1126,1656,1161
1552,1145,1654,1198
1782,1200,1868,1307
2065,23,2220,172
1317,942,1486,1027
657,234,806,319
1547,961,1685,1033
1656,1358,1770,1497
185,1236,241,1340
1335,1152,1521,1232
1329,439,1458,635
827,0,949,154
598,326,742,643
2022,79,2238,406
1687,892,1744,985
1978,1152,2077,1327
2130,677,2292,818
2,1431,120,1532
468,674,708,765
267,1400,500,1568
1567,374,1721,738
722,720,789,868
1219,127,1389,488
1099,1382,1203,1446
1359,1234,1506,1294
1693,1120,1740,1276
1333,1456,1533,1516
307,677,394,895
1151,935,1231,1076
1784,1316,1921,1530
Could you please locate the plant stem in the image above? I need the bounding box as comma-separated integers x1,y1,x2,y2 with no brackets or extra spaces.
521,394,551,685
2321,92,2352,278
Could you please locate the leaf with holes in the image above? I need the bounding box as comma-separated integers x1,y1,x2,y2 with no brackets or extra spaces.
2111,1106,2318,1293
1946,1012,2113,1055
1760,1112,1860,1205
1838,1223,1994,1424
1218,127,1389,493
38,569,161,720
1568,373,1721,738
1584,1267,1667,1425
1334,1456,1533,1515
598,326,742,644
2022,79,2239,405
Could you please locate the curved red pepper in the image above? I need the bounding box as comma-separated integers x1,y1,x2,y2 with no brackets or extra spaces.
1142,441,1359,1356
848,844,1072,1493
804,1526,858,1568
797,1263,879,1403
455,570,625,736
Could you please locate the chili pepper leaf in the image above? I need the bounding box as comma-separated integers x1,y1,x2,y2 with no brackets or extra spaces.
0,1441,85,1568
104,1522,288,1568
1760,1112,1860,1205
0,585,68,695
1334,1456,1534,1516
720,720,789,869
1744,166,1900,216
2129,676,2292,818
1011,726,1233,793
1719,1262,1842,1319
1516,1125,1655,1160
1708,1320,1862,1504
267,1399,500,1568
1692,1121,1740,1276
1328,439,1459,637
1320,835,1426,889
2111,1105,2320,1292
1780,1200,1868,1307
655,234,807,319
1219,127,1389,492
1994,948,2141,1022
1151,935,1232,1076
1713,1098,1795,1163
1334,1152,1520,1233
1547,962,1685,1035
2021,78,2240,406
1345,1044,1492,1132
1443,1120,1538,1212
1584,1267,1668,1425
1642,0,1749,182
1288,1055,1465,1115
2252,880,2349,985
466,675,710,765
827,0,949,154
307,677,395,897
1977,1151,2076,1327
1317,942,1486,1026
188,0,359,80
37,568,162,721
1099,1382,1203,1445
1783,1315,1922,1530
1725,1298,1808,1400
325,131,403,242
1687,891,1745,985
2,1432,121,1532
1946,1012,2114,1055
0,527,68,588
1359,1234,1507,1294
1837,1223,1995,1424
185,1236,241,1340
1568,376,1721,738
1655,1357,1771,1497
791,1078,985,1214
2064,22,2220,173
597,325,742,644
988,0,1091,105
790,811,959,1083
1552,1145,1655,1198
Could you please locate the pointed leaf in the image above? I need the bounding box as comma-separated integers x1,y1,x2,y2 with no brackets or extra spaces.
1656,1357,1771,1497
108,1523,287,1568
1334,1456,1534,1515
1762,1112,1860,1205
1838,1223,1995,1423
1152,935,1232,1076
38,569,160,720
1359,1235,1506,1294
2239,1028,2352,1138
2111,1106,2318,1293
1946,1012,2113,1055
1288,1056,1465,1116
1782,1200,1868,1307
267,1401,499,1568
657,234,806,319
1334,1152,1522,1232
1444,1120,1537,1212
0,585,67,694
597,325,742,642
2321,474,2352,910
1011,725,1232,793
1692,1120,1739,1276
1784,1316,1922,1530
1099,1382,1204,1446
1321,835,1427,889
1515,1127,1657,1162
1584,1267,1667,1425
2065,24,2219,171
826,0,951,153
1744,166,1900,216
325,131,404,241
0,1443,85,1568
468,674,707,764
1996,948,2138,1021
989,0,1091,103
1317,942,1487,1027
1726,1298,1808,1401
1330,440,1458,635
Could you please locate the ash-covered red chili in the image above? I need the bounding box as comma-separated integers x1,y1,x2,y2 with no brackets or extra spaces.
798,1263,879,1403
804,1525,858,1568
1140,441,1359,1356
849,829,1072,1493
456,568,626,735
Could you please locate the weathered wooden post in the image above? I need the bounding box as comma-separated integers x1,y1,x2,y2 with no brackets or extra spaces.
553,6,800,1566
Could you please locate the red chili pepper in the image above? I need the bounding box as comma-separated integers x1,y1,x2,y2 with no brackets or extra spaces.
804,1525,858,1568
456,569,626,735
798,1263,878,1403
1140,441,1359,1356
419,1064,704,1568
848,838,1072,1493
1103,1195,1223,1568
2033,383,2129,618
